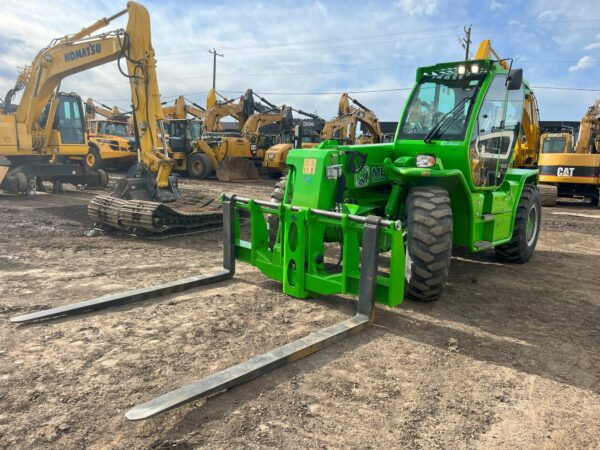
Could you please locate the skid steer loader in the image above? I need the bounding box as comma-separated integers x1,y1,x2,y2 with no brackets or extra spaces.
12,42,541,421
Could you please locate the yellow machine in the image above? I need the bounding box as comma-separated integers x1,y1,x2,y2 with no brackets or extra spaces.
0,1,222,232
0,2,177,203
320,93,382,144
263,93,382,175
84,98,135,170
0,78,108,193
539,99,600,206
164,90,256,179
197,105,295,181
162,95,205,121
166,89,281,181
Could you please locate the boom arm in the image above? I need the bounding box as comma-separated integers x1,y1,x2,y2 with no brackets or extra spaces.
86,98,129,121
321,93,382,144
240,106,293,138
575,98,600,154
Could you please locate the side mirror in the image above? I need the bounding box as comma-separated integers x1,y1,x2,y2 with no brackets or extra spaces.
507,68,523,91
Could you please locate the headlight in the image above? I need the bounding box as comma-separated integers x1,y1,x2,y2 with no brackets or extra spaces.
457,65,466,75
268,153,275,161
416,154,436,168
470,64,480,74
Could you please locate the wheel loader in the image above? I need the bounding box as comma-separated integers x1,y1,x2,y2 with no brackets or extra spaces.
161,89,269,180
13,42,542,421
84,98,136,171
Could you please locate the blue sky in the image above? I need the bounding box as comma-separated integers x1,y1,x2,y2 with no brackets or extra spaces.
1,0,599,121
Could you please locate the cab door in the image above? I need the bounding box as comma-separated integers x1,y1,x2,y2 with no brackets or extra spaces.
469,73,525,187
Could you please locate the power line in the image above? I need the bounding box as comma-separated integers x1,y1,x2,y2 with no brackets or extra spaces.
532,86,600,92
96,85,600,102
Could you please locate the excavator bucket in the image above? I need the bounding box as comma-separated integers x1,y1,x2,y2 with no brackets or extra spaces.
112,162,180,202
215,158,259,182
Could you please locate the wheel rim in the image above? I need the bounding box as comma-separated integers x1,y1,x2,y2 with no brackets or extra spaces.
526,204,539,246
192,160,202,174
86,154,95,166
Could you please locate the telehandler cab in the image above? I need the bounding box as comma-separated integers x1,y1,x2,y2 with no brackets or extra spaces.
13,44,542,421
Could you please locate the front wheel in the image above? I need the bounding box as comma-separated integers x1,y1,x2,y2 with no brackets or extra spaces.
187,153,212,179
495,184,541,263
85,148,104,170
404,187,453,302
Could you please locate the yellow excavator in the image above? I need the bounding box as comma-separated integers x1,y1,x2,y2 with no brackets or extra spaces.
263,93,382,175
0,67,109,193
539,98,600,206
0,2,220,233
84,98,136,170
320,93,382,145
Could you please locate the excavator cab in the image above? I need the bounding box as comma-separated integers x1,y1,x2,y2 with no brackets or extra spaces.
38,93,86,145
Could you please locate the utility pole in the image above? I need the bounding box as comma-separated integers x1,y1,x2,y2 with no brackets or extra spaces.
208,48,223,90
461,25,472,61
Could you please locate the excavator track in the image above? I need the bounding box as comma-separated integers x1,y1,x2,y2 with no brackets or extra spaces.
88,194,223,235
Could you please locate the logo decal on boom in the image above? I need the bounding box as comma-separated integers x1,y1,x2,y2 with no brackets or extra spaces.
64,44,102,63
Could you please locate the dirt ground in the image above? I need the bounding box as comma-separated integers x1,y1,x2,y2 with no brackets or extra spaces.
1,175,599,450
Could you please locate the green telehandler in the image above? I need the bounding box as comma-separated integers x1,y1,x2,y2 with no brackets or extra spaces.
12,49,541,421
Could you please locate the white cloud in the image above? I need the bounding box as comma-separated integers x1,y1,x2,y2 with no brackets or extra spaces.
568,56,595,72
490,0,505,11
537,10,560,21
395,0,438,17
584,42,600,51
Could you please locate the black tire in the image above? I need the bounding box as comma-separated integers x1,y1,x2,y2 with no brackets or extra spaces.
96,169,109,187
268,176,288,248
495,184,541,263
85,147,104,170
538,184,557,207
404,187,453,302
187,153,212,179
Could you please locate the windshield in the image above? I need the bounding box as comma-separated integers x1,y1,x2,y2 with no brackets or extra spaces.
188,121,201,140
399,75,484,141
100,121,130,137
542,137,567,154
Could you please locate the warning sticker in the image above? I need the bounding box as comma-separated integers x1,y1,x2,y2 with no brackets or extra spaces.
303,158,317,175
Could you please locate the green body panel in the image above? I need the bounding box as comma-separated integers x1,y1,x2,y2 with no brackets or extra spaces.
230,56,539,303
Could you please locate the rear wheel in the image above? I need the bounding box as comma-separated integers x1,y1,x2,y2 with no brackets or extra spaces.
404,187,453,302
85,148,104,170
187,153,212,179
495,184,541,263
